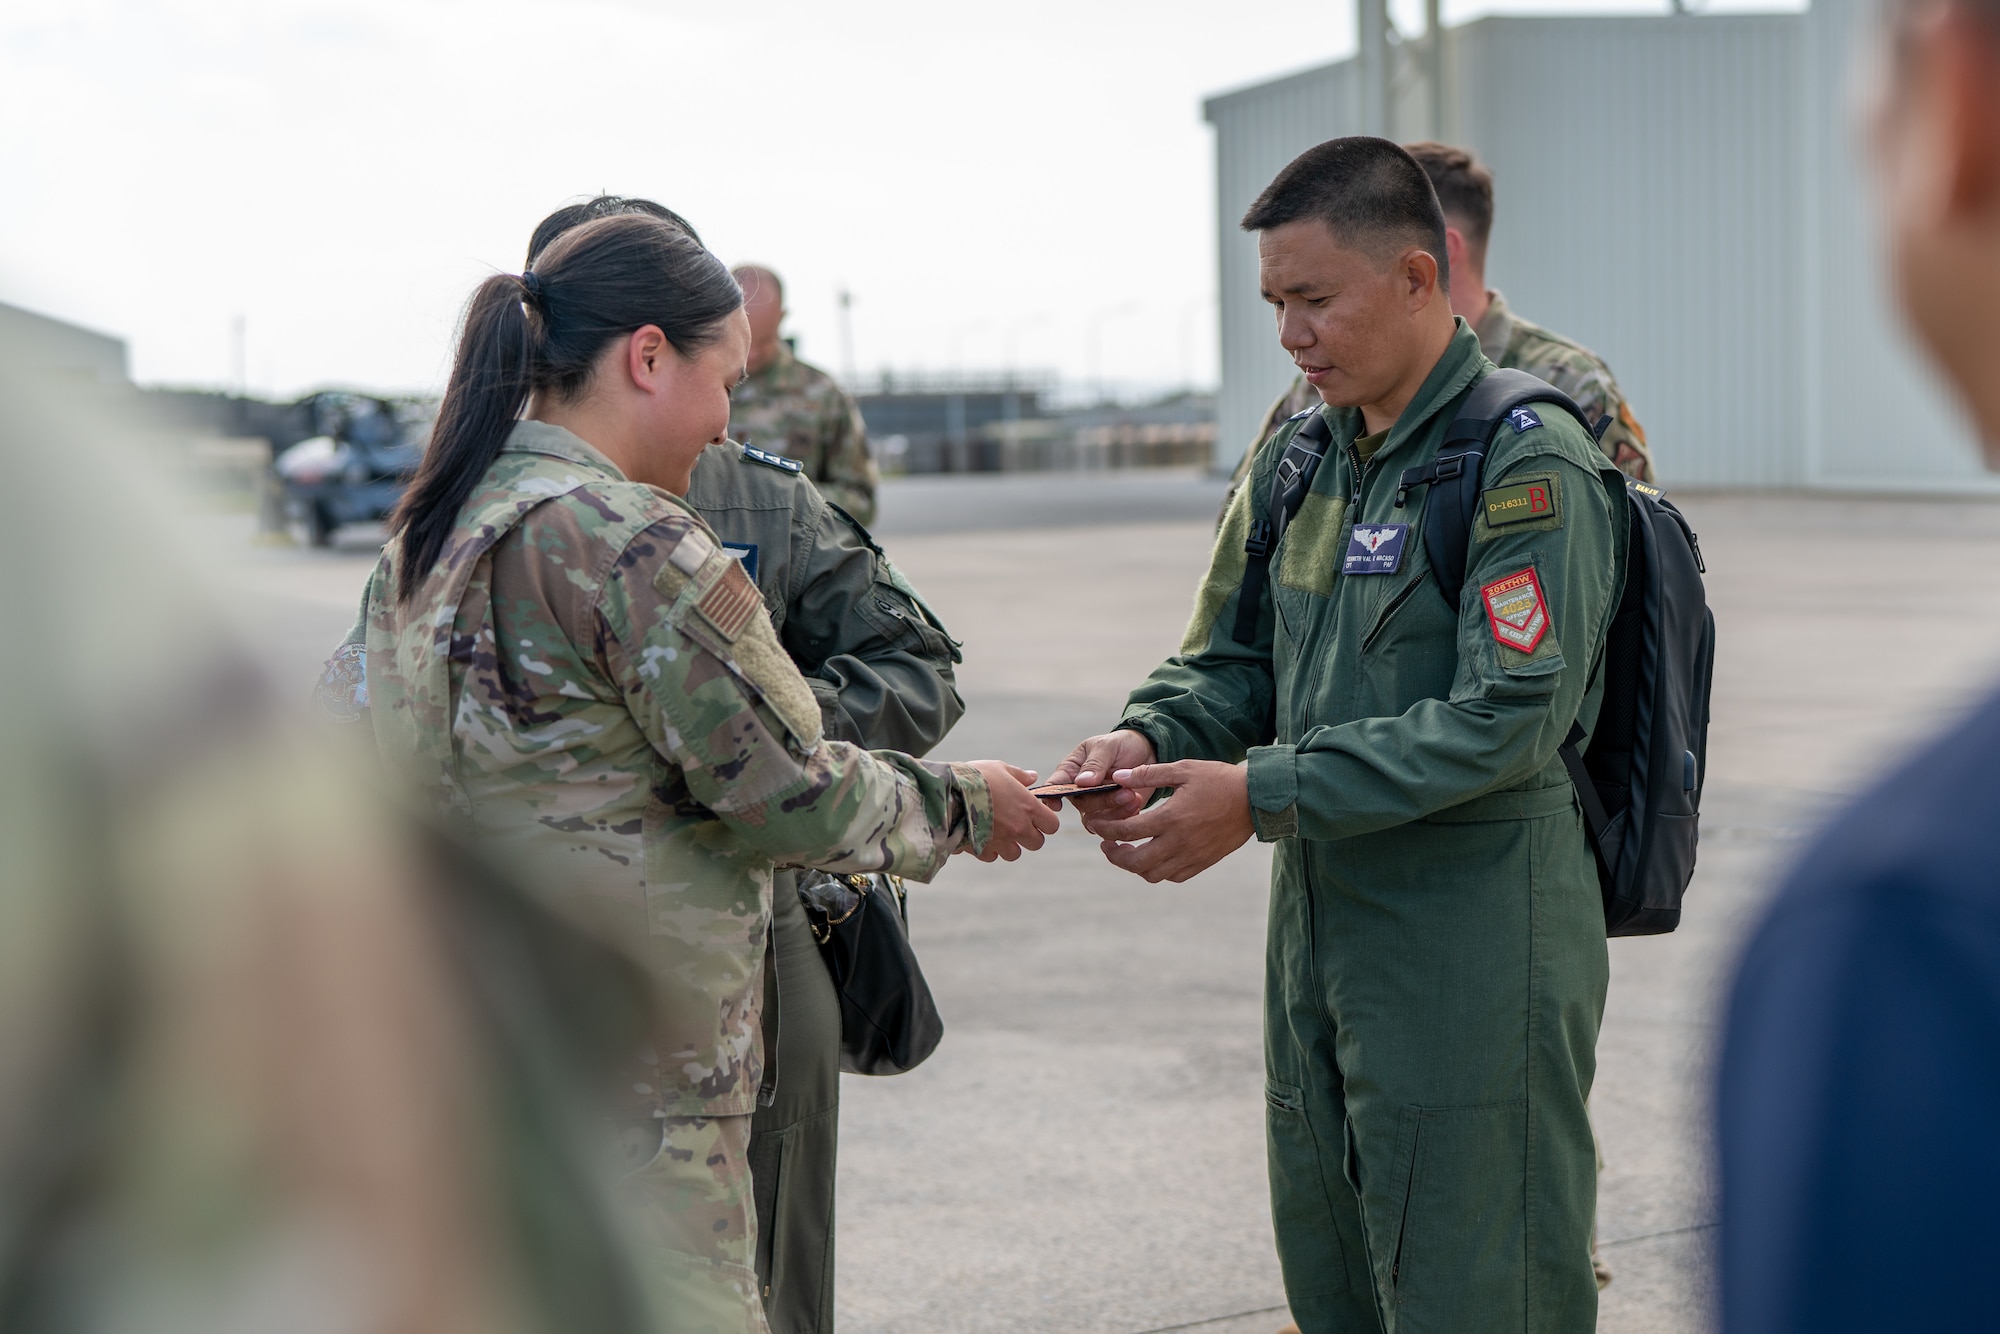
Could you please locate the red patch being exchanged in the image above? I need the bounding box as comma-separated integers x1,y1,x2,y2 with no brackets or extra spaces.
697,561,762,641
1480,567,1550,653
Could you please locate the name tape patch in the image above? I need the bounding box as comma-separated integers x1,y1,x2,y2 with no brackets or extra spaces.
743,445,802,474
1507,406,1544,434
1481,567,1550,653
721,541,760,582
1341,523,1409,575
1482,477,1559,528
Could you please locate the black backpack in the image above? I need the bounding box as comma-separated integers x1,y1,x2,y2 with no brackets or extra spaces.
1236,369,1715,936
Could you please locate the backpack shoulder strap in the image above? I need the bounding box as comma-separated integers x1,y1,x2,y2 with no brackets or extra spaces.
1396,368,1595,608
1231,410,1333,645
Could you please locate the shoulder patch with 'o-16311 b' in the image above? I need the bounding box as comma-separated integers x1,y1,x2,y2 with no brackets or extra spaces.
1482,474,1562,529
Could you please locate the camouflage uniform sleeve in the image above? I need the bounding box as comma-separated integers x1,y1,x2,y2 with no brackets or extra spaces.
815,390,879,528
598,519,989,877
784,488,964,756
1539,360,1655,485
311,563,381,723
1219,375,1318,528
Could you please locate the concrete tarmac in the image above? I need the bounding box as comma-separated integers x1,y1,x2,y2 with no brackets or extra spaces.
215,473,2000,1334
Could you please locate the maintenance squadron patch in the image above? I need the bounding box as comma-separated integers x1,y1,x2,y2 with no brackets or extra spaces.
1480,567,1550,653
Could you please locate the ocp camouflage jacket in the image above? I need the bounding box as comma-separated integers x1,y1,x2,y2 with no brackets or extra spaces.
364,421,990,1117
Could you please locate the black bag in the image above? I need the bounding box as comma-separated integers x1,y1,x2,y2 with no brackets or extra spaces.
1400,368,1716,936
797,872,944,1075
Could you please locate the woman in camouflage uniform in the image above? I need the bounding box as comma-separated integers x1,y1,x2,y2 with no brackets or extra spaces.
363,212,1057,1332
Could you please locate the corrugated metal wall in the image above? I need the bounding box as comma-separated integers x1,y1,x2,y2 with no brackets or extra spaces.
1457,16,1803,488
1203,4,1991,490
1207,61,1359,471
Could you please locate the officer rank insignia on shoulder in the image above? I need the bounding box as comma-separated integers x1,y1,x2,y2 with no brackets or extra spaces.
1480,567,1550,653
743,445,802,474
1506,406,1543,433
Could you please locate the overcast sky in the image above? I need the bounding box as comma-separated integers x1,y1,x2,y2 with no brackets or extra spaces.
2,0,1771,400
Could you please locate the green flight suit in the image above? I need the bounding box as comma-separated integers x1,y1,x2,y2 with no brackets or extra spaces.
1119,322,1625,1334
687,442,963,1334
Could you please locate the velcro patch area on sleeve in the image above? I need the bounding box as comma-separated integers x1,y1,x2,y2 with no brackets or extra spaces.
696,560,762,641
1480,567,1550,653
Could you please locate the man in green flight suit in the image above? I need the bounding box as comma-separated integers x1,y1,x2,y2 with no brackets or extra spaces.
1051,138,1625,1333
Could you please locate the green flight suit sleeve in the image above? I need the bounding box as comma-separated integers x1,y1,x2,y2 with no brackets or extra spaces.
1119,436,1284,765
1246,434,1624,842
597,518,990,876
782,493,964,756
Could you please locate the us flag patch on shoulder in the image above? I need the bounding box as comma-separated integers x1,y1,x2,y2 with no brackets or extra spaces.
697,560,762,641
1480,567,1550,653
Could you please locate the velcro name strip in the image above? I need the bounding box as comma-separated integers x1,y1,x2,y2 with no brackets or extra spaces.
1480,567,1550,653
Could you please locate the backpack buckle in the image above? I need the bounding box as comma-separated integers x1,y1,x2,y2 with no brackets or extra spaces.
1244,518,1272,558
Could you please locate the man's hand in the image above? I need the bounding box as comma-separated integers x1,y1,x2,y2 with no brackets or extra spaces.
1088,760,1254,884
1045,729,1158,822
962,762,1062,862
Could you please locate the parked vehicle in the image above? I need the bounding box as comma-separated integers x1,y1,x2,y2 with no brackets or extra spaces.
272,392,429,546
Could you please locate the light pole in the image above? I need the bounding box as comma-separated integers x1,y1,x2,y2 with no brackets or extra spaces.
836,287,857,387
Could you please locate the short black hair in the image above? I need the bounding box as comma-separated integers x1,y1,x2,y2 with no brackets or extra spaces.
1241,136,1450,290
1404,141,1496,259
526,195,700,267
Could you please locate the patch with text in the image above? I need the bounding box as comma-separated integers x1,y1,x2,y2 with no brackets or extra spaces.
1482,476,1560,528
1341,523,1409,575
1480,567,1550,653
1507,406,1544,433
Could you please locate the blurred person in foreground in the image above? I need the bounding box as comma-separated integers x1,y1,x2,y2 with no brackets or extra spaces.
354,212,1055,1331
322,193,968,1333
726,265,879,525
1223,139,1653,523
1716,0,2000,1327
0,356,667,1331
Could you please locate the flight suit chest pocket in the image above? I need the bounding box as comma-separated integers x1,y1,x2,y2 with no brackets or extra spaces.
1272,493,1346,643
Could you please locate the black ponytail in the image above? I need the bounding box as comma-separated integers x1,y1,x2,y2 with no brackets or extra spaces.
389,212,742,599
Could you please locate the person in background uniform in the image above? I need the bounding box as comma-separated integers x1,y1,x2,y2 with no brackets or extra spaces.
727,264,880,526
1223,140,1653,523
0,356,666,1334
356,212,1058,1332
1717,0,2000,1328
1052,137,1625,1334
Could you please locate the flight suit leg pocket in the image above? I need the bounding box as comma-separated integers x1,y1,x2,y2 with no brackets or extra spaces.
1265,1078,1351,1299
1389,1100,1528,1334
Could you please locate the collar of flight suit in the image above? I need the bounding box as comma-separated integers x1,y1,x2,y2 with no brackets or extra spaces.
1473,289,1514,365
498,418,629,479
1326,318,1491,474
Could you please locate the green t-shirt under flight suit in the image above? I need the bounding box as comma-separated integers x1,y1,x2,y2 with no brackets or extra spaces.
1121,321,1626,1334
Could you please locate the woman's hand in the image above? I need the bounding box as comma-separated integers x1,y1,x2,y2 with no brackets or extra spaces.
963,762,1063,861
